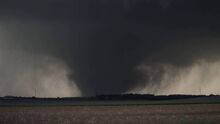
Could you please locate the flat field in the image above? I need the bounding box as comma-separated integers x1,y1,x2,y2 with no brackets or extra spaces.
0,104,220,124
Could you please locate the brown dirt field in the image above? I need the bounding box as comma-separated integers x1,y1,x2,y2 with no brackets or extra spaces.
0,104,220,124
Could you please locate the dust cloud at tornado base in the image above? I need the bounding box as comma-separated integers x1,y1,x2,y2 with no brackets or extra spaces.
0,21,81,97
130,60,220,95
0,49,81,97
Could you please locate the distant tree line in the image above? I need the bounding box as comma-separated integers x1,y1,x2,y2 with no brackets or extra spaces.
1,94,219,101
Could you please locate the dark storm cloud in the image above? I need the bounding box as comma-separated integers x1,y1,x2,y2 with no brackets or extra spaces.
1,0,220,96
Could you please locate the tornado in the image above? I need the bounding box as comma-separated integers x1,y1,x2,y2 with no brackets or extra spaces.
0,0,220,96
